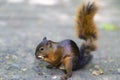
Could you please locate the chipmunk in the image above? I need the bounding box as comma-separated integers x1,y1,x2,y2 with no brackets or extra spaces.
35,0,98,80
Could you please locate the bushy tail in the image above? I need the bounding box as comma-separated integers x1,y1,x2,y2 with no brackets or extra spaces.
75,0,98,41
74,0,98,67
75,0,98,52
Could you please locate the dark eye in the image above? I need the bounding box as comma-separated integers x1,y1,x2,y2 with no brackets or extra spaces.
39,47,44,51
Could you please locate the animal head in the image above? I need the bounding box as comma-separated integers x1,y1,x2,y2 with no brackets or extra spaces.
35,37,52,59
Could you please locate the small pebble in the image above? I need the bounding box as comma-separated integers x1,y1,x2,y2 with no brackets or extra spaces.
108,59,114,63
91,69,104,76
94,65,100,69
89,69,93,72
6,64,19,70
52,76,57,79
38,72,44,75
5,55,10,59
91,65,104,76
12,55,18,60
32,66,40,72
21,68,27,71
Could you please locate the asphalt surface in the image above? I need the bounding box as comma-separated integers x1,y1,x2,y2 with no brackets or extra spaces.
0,0,120,80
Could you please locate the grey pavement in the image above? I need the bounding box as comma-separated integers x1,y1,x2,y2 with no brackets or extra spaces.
0,0,120,80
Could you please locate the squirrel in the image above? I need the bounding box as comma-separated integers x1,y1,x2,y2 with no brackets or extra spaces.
35,0,98,80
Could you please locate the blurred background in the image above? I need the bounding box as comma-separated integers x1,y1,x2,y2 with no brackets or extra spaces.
0,0,120,80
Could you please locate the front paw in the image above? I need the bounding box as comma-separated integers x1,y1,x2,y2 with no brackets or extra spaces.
60,75,68,80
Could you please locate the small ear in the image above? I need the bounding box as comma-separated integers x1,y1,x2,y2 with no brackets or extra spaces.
47,40,52,48
43,37,47,41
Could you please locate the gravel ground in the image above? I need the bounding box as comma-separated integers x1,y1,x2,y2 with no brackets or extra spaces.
0,0,120,80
